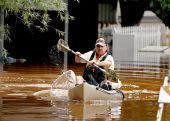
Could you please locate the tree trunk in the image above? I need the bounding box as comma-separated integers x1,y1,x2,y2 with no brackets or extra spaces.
119,0,146,27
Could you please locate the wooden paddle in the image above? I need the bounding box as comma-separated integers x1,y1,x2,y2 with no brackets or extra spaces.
57,39,118,82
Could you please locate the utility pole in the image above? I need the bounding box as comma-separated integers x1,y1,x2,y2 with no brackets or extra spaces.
64,0,69,71
0,6,4,71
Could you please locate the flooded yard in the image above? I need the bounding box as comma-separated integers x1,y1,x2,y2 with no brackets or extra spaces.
0,52,170,121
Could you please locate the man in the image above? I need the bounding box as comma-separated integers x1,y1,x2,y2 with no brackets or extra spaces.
0,56,26,64
75,38,117,90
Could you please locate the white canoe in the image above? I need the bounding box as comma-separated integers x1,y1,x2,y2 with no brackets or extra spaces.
68,82,124,101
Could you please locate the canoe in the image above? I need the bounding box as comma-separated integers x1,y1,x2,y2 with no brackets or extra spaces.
34,70,124,102
68,82,124,101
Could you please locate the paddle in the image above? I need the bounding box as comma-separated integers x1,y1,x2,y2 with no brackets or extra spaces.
57,38,118,82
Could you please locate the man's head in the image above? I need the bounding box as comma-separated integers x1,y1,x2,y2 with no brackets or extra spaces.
95,38,108,56
95,38,107,47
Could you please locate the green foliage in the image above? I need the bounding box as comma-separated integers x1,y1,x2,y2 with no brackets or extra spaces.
0,48,8,64
0,0,72,40
149,0,170,25
0,24,12,41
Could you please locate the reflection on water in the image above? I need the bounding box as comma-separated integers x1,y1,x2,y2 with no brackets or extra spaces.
51,101,122,120
0,51,170,121
1,97,57,121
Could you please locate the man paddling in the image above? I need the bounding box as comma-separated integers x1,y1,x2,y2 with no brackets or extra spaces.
75,38,121,90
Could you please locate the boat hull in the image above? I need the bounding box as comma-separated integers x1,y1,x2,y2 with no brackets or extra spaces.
68,82,124,101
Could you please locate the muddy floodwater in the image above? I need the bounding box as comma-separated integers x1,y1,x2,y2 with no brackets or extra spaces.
0,53,170,121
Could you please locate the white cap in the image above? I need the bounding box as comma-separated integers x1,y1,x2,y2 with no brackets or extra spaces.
95,38,107,46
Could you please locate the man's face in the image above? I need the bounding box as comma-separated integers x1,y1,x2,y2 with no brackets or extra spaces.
95,44,107,56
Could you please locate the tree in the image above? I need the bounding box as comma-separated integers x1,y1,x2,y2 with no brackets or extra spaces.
149,0,170,27
119,0,148,27
0,0,70,64
0,0,68,35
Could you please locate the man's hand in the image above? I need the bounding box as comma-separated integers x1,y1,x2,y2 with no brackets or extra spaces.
88,60,96,65
75,52,81,63
75,51,81,56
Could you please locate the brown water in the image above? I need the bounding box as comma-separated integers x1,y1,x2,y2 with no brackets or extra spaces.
0,54,170,121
